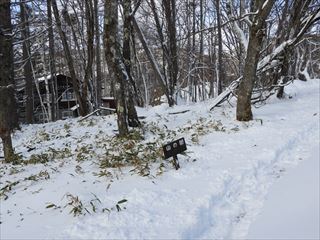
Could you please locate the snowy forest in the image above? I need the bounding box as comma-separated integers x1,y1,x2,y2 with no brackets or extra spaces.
0,0,319,239
0,0,319,159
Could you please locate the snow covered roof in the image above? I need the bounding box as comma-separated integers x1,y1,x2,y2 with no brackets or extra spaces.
102,97,115,101
15,73,70,91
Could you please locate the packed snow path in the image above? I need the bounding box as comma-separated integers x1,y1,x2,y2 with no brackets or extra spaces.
0,80,319,239
247,145,319,239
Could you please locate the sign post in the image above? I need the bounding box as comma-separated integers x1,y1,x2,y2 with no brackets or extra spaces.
162,138,187,170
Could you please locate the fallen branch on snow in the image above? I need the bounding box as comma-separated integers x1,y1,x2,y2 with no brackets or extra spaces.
168,110,190,115
210,78,241,111
78,107,116,122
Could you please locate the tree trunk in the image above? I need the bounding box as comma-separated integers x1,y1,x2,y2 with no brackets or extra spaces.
215,0,224,95
0,0,18,163
123,0,140,127
236,0,275,121
163,0,178,106
20,1,33,124
47,0,58,121
186,0,193,100
276,50,290,98
149,0,175,106
94,0,102,107
199,0,205,100
104,0,128,137
132,17,169,105
83,0,94,111
1,131,14,163
192,0,196,102
236,35,259,121
276,0,314,98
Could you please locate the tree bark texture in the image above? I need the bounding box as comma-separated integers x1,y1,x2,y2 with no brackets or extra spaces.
236,0,275,121
83,0,95,111
0,0,19,162
47,0,58,121
104,0,129,136
123,0,140,127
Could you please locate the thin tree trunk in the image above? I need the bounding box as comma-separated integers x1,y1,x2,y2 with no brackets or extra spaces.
83,0,94,111
209,30,215,98
186,0,192,101
94,0,102,107
215,0,223,95
132,17,169,103
200,0,205,100
123,0,140,127
192,0,196,102
47,0,58,121
163,0,178,106
20,1,33,123
149,0,173,105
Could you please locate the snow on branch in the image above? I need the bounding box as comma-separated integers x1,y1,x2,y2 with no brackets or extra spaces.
257,5,319,73
257,40,293,71
261,0,273,11
296,8,320,41
210,77,241,111
226,0,248,52
233,20,248,51
0,84,15,90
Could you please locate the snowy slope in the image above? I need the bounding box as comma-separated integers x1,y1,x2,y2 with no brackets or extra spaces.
0,79,319,239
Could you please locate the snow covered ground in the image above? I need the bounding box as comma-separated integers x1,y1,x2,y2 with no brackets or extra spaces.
0,79,319,239
247,145,319,239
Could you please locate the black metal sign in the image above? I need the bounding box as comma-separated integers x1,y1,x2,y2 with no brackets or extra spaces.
163,138,187,169
163,138,187,159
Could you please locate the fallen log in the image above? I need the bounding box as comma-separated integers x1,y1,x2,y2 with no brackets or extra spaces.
168,110,190,115
210,78,241,111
